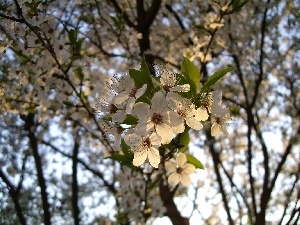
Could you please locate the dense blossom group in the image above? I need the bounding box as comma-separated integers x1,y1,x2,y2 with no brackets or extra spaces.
96,67,231,186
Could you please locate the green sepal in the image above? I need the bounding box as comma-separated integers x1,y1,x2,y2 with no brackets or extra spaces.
200,67,234,94
186,154,204,169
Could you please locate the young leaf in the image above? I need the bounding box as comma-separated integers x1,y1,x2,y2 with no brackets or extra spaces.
232,0,250,12
129,57,154,101
200,67,234,94
181,57,200,99
186,154,204,169
74,67,84,81
68,29,78,44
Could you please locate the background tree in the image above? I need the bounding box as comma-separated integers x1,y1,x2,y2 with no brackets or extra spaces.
0,0,299,225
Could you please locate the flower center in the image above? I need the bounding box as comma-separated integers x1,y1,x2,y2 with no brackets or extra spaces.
201,96,212,110
151,113,163,124
109,104,118,114
116,126,123,134
215,117,221,124
129,88,137,98
178,109,186,117
163,84,172,92
142,137,151,148
176,167,183,174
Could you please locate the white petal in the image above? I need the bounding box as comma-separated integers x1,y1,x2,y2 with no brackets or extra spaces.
124,133,141,149
171,120,185,134
183,163,196,174
195,108,209,121
136,121,154,135
149,132,162,147
166,92,180,110
168,173,180,186
176,153,187,167
211,123,221,137
156,123,173,144
168,110,183,128
211,104,225,117
135,84,147,98
147,147,160,168
132,102,149,120
151,92,168,113
170,84,190,92
180,174,192,186
165,161,177,173
186,117,203,130
112,134,122,151
133,148,147,167
126,98,135,114
113,92,129,105
112,110,126,123
221,124,229,135
211,90,222,104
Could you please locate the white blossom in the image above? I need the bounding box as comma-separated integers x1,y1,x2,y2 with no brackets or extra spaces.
95,100,126,123
111,74,147,114
124,130,161,168
167,92,203,132
132,91,182,144
165,153,196,186
195,93,213,122
155,70,190,93
102,123,123,151
211,104,231,137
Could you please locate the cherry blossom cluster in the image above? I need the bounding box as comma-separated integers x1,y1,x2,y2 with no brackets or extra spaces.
96,67,230,186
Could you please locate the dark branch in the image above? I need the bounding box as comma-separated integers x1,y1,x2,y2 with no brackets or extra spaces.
41,140,117,194
72,134,81,225
0,168,27,225
22,114,52,225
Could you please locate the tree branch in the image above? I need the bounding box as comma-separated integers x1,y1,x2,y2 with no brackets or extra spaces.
159,179,189,225
0,168,27,225
207,137,234,225
41,140,117,195
22,113,52,225
72,134,80,225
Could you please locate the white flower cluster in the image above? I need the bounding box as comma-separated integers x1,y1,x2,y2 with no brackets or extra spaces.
96,69,230,185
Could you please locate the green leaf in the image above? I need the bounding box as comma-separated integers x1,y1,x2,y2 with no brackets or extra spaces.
186,154,204,169
181,57,200,99
121,139,131,156
110,13,124,30
63,101,74,108
75,38,85,53
106,152,134,168
129,57,154,102
74,67,84,80
200,67,234,94
68,29,78,44
122,114,138,125
232,0,250,12
178,127,190,152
